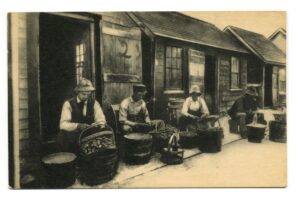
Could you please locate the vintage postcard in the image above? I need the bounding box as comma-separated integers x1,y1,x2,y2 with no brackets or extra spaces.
8,11,286,189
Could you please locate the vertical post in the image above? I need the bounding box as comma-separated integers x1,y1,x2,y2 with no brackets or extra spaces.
215,56,220,113
151,40,156,117
11,13,20,189
261,64,265,108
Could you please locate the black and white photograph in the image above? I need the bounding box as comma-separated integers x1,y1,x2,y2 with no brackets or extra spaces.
7,11,287,189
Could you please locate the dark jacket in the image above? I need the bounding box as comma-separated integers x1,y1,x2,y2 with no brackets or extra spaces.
228,94,258,121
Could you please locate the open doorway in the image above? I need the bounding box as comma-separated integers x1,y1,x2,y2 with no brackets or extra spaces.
204,55,216,114
264,65,273,108
39,13,96,142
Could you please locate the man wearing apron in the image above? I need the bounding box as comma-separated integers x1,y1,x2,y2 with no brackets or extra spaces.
57,78,106,154
119,84,165,134
179,85,210,131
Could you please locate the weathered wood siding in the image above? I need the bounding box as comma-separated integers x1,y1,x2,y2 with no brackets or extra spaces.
218,54,248,112
9,13,31,186
16,14,32,177
152,36,248,117
100,13,142,105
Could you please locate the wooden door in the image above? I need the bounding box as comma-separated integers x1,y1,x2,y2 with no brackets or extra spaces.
101,23,142,106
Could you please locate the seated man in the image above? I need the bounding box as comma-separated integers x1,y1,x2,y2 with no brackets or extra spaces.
119,84,164,134
57,78,106,154
179,85,210,131
227,87,259,136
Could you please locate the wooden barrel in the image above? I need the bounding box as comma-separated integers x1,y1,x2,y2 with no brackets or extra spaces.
269,120,287,143
198,127,223,153
179,131,198,149
41,152,77,188
124,133,153,165
78,148,118,186
78,125,118,186
246,123,266,143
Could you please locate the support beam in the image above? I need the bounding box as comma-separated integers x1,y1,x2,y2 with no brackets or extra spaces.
262,64,266,108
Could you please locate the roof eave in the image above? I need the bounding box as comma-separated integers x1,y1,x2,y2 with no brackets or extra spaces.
153,32,249,54
225,26,267,61
268,28,286,40
265,60,286,66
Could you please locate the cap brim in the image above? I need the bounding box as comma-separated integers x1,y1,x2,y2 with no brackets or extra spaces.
74,87,95,92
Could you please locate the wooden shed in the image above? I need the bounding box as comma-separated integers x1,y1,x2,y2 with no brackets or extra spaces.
8,12,143,188
128,12,250,118
224,26,286,108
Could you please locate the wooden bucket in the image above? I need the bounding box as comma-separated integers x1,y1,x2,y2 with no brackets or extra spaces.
124,133,153,165
178,131,198,149
246,123,266,143
149,124,178,153
198,127,223,153
78,125,118,186
269,120,286,143
78,149,118,186
41,152,77,188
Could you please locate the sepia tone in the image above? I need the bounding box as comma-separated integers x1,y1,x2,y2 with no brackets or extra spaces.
8,11,286,189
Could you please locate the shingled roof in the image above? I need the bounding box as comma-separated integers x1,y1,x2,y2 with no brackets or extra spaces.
129,12,249,54
224,26,286,65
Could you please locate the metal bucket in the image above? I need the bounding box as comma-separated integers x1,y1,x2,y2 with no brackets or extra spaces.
246,123,266,143
269,120,286,143
198,127,223,153
41,152,77,188
124,133,153,165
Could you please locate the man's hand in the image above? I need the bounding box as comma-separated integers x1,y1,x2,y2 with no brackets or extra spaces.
200,114,209,120
189,114,199,120
77,123,89,131
128,121,138,127
99,124,106,129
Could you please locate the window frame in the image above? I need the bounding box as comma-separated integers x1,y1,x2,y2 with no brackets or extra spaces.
164,45,183,91
230,56,241,90
75,42,86,84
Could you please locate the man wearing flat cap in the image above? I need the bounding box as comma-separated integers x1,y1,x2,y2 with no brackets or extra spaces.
227,86,260,136
57,78,106,154
119,83,164,134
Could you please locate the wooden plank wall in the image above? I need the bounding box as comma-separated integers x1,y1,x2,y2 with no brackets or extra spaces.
10,13,41,186
15,13,33,179
100,13,142,106
9,13,30,187
153,39,187,119
218,54,247,112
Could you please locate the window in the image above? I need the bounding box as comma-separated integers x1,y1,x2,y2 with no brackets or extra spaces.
230,56,241,89
75,43,86,83
279,68,286,94
165,46,183,90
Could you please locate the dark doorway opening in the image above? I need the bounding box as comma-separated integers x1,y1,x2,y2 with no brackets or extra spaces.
39,13,95,142
265,65,273,107
205,55,216,114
